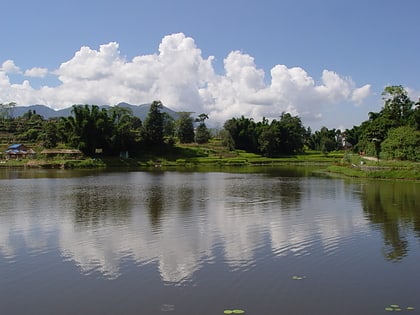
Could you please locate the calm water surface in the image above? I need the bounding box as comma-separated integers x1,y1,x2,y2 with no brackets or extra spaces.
0,167,419,315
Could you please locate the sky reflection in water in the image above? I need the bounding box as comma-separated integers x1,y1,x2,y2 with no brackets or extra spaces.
0,169,419,314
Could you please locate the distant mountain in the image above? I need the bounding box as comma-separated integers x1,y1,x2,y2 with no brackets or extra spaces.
11,103,180,121
11,105,71,119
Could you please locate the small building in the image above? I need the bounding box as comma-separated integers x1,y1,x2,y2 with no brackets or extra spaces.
4,144,36,159
40,149,83,159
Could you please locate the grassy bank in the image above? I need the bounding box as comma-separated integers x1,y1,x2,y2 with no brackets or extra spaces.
0,140,342,169
127,141,344,168
324,154,420,180
2,140,419,180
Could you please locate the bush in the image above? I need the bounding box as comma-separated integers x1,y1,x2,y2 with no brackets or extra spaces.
381,126,420,161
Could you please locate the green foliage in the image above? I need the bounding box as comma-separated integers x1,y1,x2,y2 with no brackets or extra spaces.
381,85,414,126
307,126,341,153
108,106,141,154
143,101,164,145
162,112,175,137
381,126,420,161
21,128,40,142
258,123,281,157
223,113,306,157
347,85,419,160
58,104,143,156
62,105,111,155
220,129,235,150
223,116,261,152
195,122,210,144
275,112,306,154
41,121,59,148
176,112,195,143
194,113,210,144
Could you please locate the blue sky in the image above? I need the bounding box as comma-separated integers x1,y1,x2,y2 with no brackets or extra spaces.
1,0,419,130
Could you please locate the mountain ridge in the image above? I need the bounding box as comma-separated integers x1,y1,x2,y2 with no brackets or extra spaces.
10,103,180,121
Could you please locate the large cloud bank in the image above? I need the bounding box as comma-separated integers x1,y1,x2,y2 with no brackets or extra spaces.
0,33,371,124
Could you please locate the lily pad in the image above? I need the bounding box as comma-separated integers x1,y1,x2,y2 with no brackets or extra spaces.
407,306,415,310
292,275,306,280
224,311,233,314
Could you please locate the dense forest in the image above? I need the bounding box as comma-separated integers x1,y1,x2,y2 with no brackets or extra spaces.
1,86,419,161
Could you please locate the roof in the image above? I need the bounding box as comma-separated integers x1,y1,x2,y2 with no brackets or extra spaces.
8,144,24,149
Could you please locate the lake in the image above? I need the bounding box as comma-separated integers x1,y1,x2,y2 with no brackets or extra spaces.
0,167,419,315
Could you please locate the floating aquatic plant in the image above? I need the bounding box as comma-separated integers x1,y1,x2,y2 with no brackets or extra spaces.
292,275,307,280
385,304,415,312
224,309,245,314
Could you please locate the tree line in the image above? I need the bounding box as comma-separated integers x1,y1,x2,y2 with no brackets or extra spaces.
1,85,419,161
220,85,419,160
344,86,420,161
0,101,211,156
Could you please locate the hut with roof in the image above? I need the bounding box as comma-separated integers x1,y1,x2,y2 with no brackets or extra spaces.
4,144,36,159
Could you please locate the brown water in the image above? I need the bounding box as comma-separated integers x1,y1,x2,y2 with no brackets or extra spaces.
0,167,419,315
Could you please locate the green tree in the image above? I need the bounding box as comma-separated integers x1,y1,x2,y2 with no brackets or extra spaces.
307,126,339,153
108,106,140,153
381,85,414,127
257,113,305,156
143,101,164,145
176,112,195,143
258,122,281,157
162,112,175,138
381,126,420,161
408,99,420,130
195,113,210,144
223,116,259,152
64,105,111,155
220,129,235,150
351,86,417,156
41,120,59,149
276,112,306,154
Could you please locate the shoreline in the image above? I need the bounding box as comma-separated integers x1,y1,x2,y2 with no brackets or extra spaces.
1,155,418,181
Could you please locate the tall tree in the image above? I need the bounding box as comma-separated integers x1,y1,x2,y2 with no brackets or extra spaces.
41,120,59,149
162,112,175,138
143,101,164,145
195,113,210,144
308,127,339,153
223,116,259,152
64,105,111,155
258,121,281,157
381,85,414,127
176,112,195,143
276,112,306,154
108,106,140,153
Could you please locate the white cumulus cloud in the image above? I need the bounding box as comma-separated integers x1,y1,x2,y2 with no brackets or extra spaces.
24,67,49,78
0,33,372,126
1,60,21,74
351,84,372,105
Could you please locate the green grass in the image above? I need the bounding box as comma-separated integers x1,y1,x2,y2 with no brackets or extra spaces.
2,140,419,180
324,153,420,180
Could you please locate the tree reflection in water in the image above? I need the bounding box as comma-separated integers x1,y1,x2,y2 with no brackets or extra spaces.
360,180,420,261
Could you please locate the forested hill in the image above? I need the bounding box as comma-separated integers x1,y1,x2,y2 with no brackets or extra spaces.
10,103,179,121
